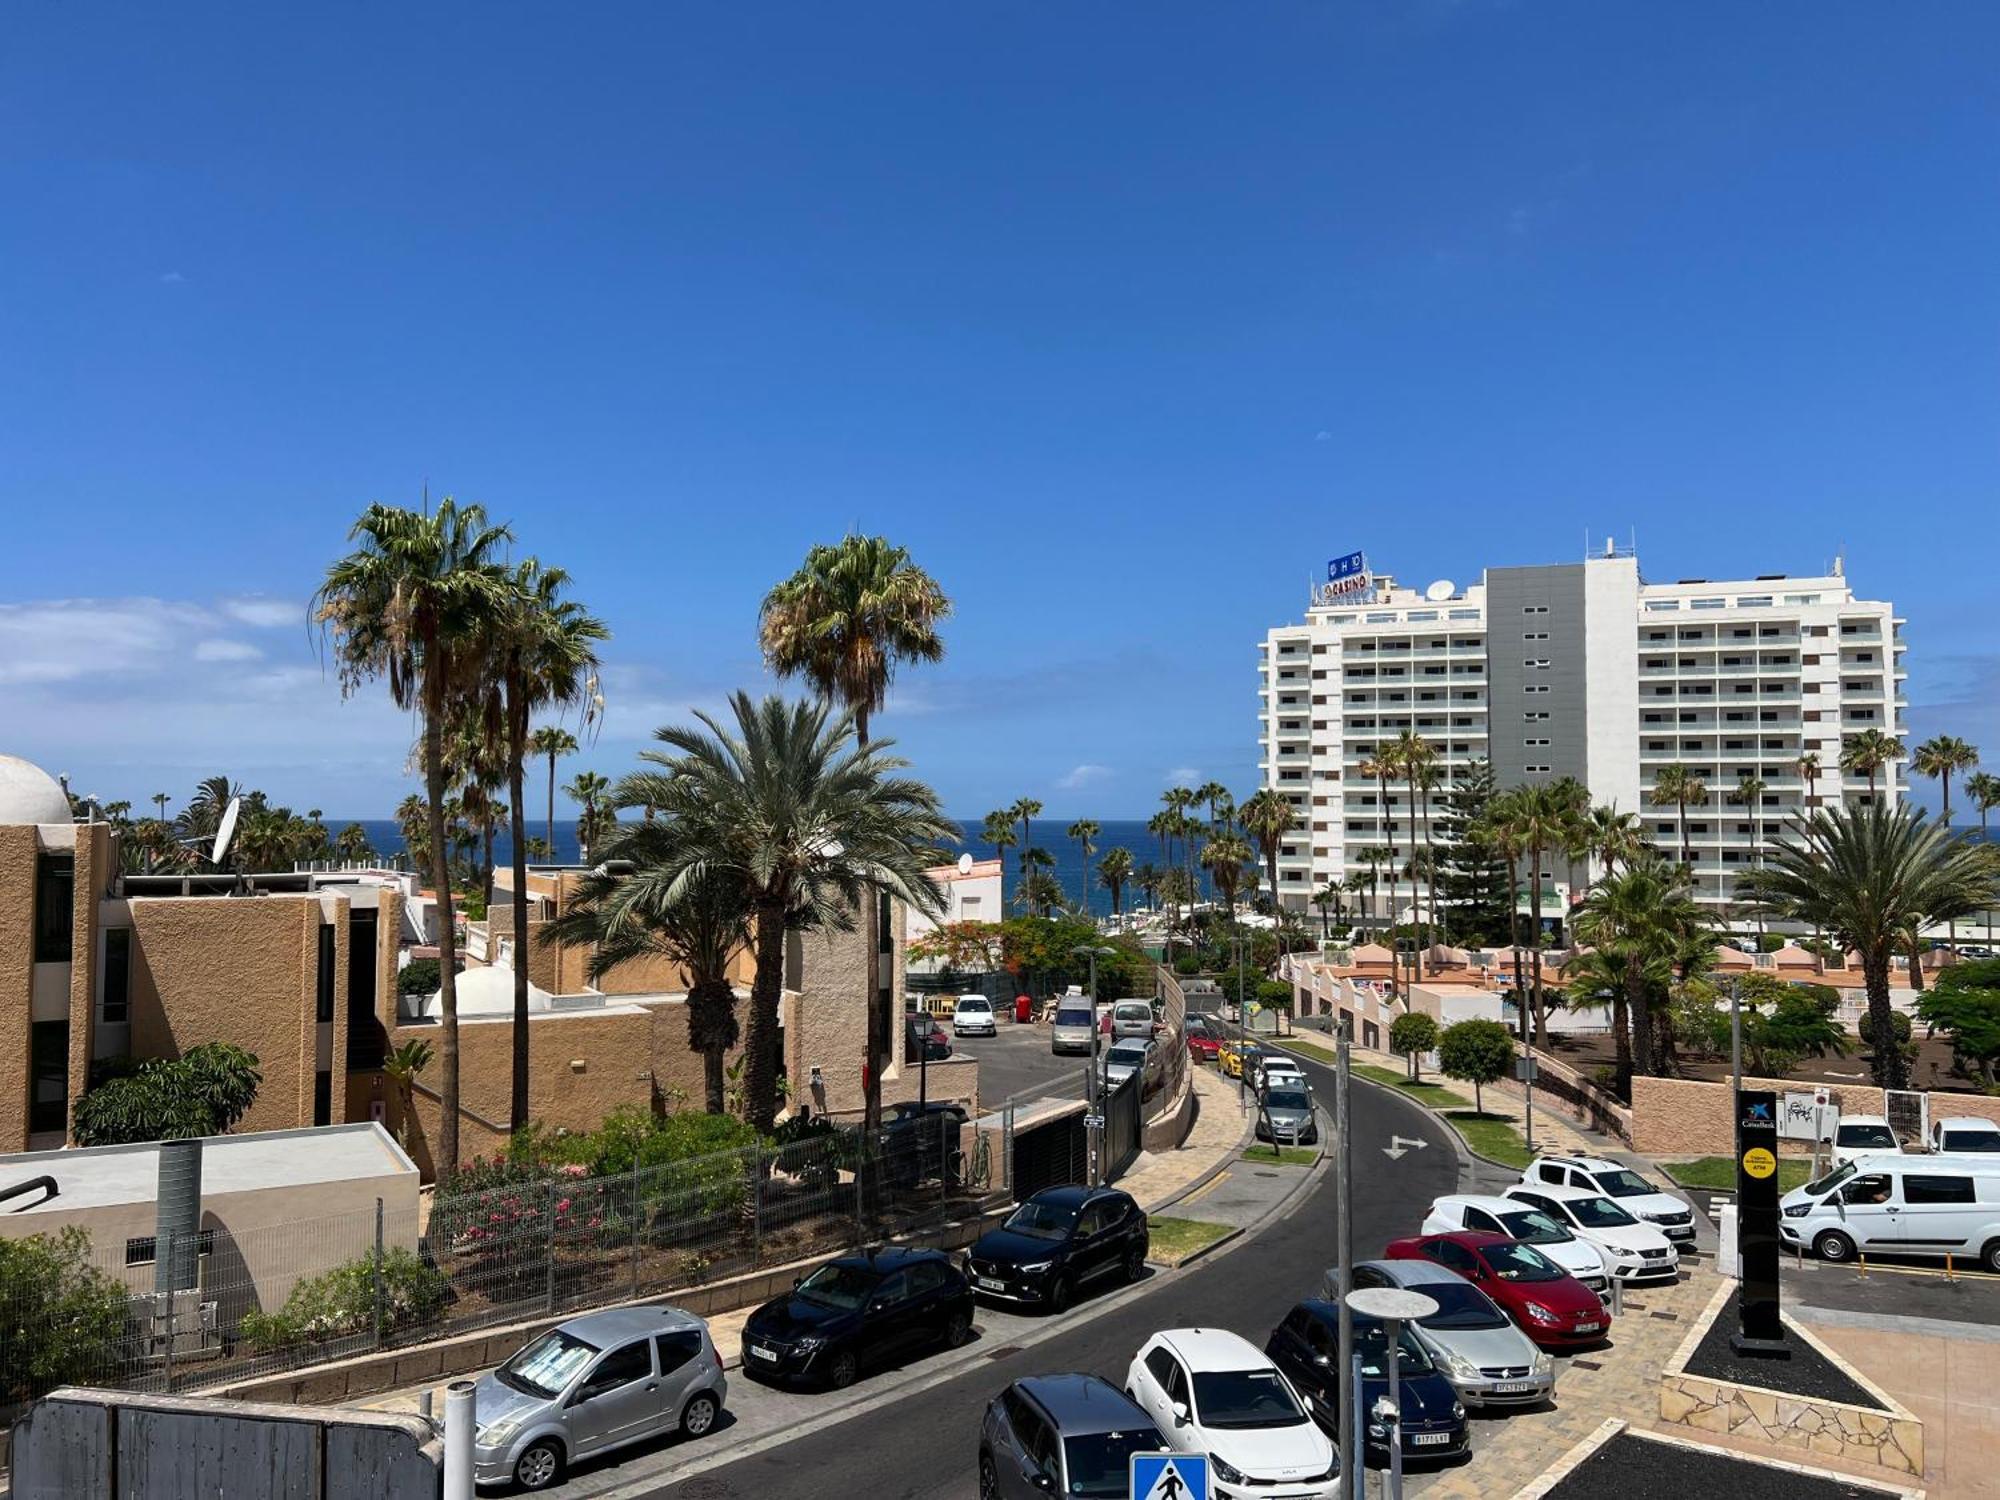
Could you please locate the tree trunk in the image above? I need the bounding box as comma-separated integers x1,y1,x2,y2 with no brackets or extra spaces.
1623,952,1647,1094
544,752,556,860
863,891,884,1137
1506,852,1527,1042
1407,770,1426,981
1862,946,1907,1090
507,690,532,1132
744,897,788,1131
1529,843,1548,1052
423,675,462,1185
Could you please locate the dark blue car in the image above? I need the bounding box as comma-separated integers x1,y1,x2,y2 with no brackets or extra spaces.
740,1247,973,1389
1265,1300,1469,1467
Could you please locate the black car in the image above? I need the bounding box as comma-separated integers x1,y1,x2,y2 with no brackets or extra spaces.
741,1247,974,1389
1265,1300,1468,1467
979,1374,1165,1499
964,1186,1148,1314
906,1013,952,1063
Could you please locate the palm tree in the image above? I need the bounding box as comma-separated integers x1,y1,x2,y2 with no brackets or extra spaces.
1485,802,1529,1028
1358,755,1396,957
528,725,580,857
151,791,171,823
1739,803,2000,1089
1017,847,1056,912
1010,798,1044,861
1585,804,1645,881
175,774,243,850
394,792,431,870
1201,832,1254,923
333,822,375,863
1797,750,1822,810
1132,861,1163,913
1341,872,1370,934
488,562,608,1129
1161,788,1200,908
547,827,748,1113
565,771,613,863
1547,776,1591,907
1840,729,1898,803
316,497,512,1183
1067,819,1100,913
381,1039,434,1153
1574,858,1701,1090
1391,734,1437,968
1240,788,1299,914
1967,770,2000,952
1494,782,1571,1051
758,534,950,746
1311,882,1340,941
1196,780,1233,835
981,809,1018,890
1913,735,1979,828
620,694,953,1129
1354,844,1389,928
1730,776,1769,939
1650,763,1705,879
1097,847,1134,918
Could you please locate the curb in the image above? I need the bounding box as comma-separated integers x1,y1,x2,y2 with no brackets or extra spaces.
1335,1063,1524,1178
1142,1070,1258,1216
1152,1224,1244,1271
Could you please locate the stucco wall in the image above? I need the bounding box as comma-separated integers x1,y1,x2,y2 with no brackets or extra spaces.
1629,1072,2000,1156
0,825,36,1150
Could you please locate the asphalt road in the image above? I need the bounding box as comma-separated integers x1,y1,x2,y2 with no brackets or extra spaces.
603,1044,1464,1499
949,1018,1091,1110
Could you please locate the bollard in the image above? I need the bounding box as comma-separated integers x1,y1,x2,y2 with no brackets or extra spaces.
443,1379,477,1500
1858,1253,1868,1279
1610,1277,1624,1319
419,1387,434,1424
1946,1253,1955,1282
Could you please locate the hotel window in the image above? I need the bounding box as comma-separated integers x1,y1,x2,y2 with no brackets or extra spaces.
1525,764,1552,774
1645,601,1680,612
1738,596,1773,608
34,854,74,963
1448,609,1479,621
1525,711,1550,721
101,928,131,1026
29,1020,67,1135
1524,738,1551,747
1523,631,1548,641
1522,605,1549,615
316,925,337,1024
1692,598,1725,610
1525,684,1551,694
1785,594,1822,605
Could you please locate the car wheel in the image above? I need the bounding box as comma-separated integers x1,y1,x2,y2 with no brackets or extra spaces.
1982,1238,2000,1275
943,1309,973,1348
826,1347,860,1389
979,1452,1001,1500
1814,1229,1857,1263
1126,1247,1147,1283
680,1391,719,1439
1046,1275,1073,1315
514,1438,565,1491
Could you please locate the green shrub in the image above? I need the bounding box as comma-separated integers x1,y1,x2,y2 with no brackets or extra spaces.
396,958,442,997
238,1247,447,1354
0,1228,131,1403
72,1043,262,1146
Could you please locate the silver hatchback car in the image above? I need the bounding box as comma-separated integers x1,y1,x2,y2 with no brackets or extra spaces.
472,1305,727,1490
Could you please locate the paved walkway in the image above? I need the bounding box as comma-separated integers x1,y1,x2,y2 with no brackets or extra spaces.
1802,1314,1995,1497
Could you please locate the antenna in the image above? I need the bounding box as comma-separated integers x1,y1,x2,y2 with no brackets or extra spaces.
957,852,975,876
211,797,242,868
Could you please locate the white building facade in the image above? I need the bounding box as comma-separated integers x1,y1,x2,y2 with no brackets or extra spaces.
1257,552,1906,924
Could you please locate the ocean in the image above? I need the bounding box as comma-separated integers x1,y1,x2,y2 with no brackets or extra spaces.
339,817,1182,917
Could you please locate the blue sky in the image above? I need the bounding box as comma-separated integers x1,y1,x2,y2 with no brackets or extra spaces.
3,3,1997,822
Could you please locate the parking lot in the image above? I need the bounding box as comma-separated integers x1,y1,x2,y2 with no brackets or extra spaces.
942,1014,1090,1110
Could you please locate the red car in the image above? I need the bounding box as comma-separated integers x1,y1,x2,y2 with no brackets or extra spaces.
1184,1015,1221,1062
1384,1231,1609,1349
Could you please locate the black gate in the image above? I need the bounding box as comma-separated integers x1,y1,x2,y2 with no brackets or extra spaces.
1103,1074,1142,1183
1011,1108,1088,1200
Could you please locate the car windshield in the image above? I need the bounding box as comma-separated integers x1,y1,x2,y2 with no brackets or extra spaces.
1265,1089,1312,1112
1838,1124,1898,1149
1056,1008,1092,1027
794,1263,878,1310
1356,1322,1436,1376
1107,1046,1148,1066
1943,1130,2000,1152
1565,1196,1637,1229
1191,1368,1308,1429
1061,1428,1168,1497
497,1329,598,1399
958,999,990,1014
1408,1281,1507,1330
1496,1208,1571,1245
1591,1169,1656,1198
1805,1161,1856,1197
1479,1242,1564,1282
1004,1200,1079,1240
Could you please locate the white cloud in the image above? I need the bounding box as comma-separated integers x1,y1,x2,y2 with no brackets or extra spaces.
1057,763,1112,790
1165,766,1201,786
220,597,302,629
1314,430,1331,442
0,598,209,685
194,639,263,663
159,271,185,285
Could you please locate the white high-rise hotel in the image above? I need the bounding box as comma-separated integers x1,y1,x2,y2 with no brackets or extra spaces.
1256,549,1906,923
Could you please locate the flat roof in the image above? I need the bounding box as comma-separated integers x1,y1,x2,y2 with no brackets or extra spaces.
0,1122,416,1215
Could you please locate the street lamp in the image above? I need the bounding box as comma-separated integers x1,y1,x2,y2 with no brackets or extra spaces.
1073,943,1117,1186
1344,1286,1440,1500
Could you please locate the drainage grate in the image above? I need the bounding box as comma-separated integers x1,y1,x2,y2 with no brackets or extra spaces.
1570,1359,1603,1371
1255,1171,1281,1179
1649,1311,1679,1322
986,1345,1025,1361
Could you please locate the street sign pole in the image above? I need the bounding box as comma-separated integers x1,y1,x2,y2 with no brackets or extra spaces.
1515,1054,1538,1154
1334,1035,1355,1490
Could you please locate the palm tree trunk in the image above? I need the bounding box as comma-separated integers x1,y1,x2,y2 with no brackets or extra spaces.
1612,979,1633,1097
506,694,532,1131
744,896,788,1130
1623,952,1646,1093
1862,946,1906,1090
544,751,557,859
1529,843,1548,1052
423,677,462,1185
1407,770,1426,981
1506,851,1527,1042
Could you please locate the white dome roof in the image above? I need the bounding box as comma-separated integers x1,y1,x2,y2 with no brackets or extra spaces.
0,755,72,827
414,961,554,1019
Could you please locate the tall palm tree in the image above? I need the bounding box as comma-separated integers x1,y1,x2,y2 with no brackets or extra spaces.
1730,776,1769,939
1913,735,1979,828
1201,832,1254,923
489,561,607,1128
394,792,431,870
1196,780,1233,835
1311,882,1340,941
1547,776,1591,908
1016,847,1056,912
547,829,747,1113
1146,809,1180,950
1240,787,1299,914
1359,755,1396,959
1585,804,1645,881
1739,803,2000,1089
1067,819,1100,913
1161,787,1200,908
1650,763,1705,878
1485,801,1529,1030
1010,797,1044,862
1840,729,1898,803
1494,782,1571,1051
565,770,613,862
528,725,580,857
151,791,172,823
621,694,953,1129
981,809,1018,890
1573,857,1700,1092
1131,861,1163,914
175,774,243,850
1341,872,1369,933
315,497,512,1183
1097,847,1134,918
758,534,951,747
1354,844,1389,928
1966,770,2000,952
1797,750,1822,810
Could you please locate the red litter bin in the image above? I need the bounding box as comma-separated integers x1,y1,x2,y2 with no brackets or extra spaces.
1014,994,1033,1025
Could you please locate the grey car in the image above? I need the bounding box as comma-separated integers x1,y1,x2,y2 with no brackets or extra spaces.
1255,1086,1319,1146
472,1305,727,1490
979,1372,1165,1498
1319,1260,1553,1409
1109,999,1157,1041
1050,1000,1096,1056
1098,1039,1153,1090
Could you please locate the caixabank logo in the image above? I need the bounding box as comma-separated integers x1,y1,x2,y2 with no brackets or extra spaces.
1740,1097,1774,1132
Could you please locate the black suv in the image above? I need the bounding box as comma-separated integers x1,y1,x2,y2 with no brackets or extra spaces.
979,1374,1164,1499
964,1185,1148,1313
741,1247,974,1389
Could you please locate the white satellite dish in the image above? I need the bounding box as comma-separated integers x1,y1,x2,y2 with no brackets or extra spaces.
957,852,975,875
211,796,242,867
1425,579,1456,602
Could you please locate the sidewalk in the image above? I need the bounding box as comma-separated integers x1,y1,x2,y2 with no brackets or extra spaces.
1800,1313,1996,1497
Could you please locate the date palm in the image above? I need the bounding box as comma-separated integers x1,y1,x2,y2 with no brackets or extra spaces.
1493,782,1572,1051
619,693,953,1130
1739,802,2000,1089
1797,750,1822,810
1196,781,1235,837
1572,856,1702,1089
1730,776,1769,938
1310,882,1341,941
981,810,1018,890
528,725,580,857
1913,735,1978,828
1358,756,1396,954
1353,844,1390,928
315,497,512,1183
1240,787,1299,915
1097,846,1134,918
1016,846,1056,912
1585,804,1645,881
1010,798,1045,865
1201,831,1254,923
1160,788,1199,905
1840,729,1898,803
1131,861,1163,913
1067,819,1100,913
1649,763,1705,879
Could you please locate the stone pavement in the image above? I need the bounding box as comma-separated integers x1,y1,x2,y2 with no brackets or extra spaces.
1801,1313,1997,1498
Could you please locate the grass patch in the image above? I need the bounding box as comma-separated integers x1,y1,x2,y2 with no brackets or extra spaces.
1353,1064,1470,1111
1147,1217,1236,1267
1280,1037,1338,1065
1663,1156,1812,1193
1240,1146,1320,1167
1443,1110,1534,1169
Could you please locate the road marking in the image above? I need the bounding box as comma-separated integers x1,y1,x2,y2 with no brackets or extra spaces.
1382,1134,1430,1160
1179,1173,1228,1207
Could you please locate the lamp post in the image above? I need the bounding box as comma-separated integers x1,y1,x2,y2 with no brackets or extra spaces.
1074,943,1117,1186
1345,1287,1440,1500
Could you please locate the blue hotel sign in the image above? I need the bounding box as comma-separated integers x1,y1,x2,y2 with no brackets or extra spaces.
1327,550,1367,582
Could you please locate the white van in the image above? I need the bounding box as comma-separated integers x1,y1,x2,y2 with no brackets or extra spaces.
1779,1154,2000,1272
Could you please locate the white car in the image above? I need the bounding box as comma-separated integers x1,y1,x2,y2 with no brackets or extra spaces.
1830,1115,1904,1165
951,995,997,1037
1929,1117,2000,1155
1420,1194,1610,1295
1255,1056,1309,1094
1521,1155,1696,1245
1502,1185,1679,1284
1125,1329,1341,1499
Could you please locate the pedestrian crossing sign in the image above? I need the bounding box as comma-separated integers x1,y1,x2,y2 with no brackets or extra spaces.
1130,1452,1210,1500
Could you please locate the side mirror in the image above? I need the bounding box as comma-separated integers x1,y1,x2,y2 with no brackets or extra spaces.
793,1276,804,1289
1171,1400,1191,1427
1029,1475,1055,1493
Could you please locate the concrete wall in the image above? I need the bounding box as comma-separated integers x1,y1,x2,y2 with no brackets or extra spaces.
1484,562,1590,792
9,1388,440,1500
0,824,36,1150
1629,1074,2000,1156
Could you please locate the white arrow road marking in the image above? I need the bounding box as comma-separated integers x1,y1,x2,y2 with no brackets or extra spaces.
1382,1134,1431,1160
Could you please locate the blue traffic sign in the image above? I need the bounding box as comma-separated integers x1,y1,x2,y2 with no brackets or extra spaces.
1130,1452,1210,1500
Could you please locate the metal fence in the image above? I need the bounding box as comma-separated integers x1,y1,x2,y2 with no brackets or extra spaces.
1,1109,1012,1411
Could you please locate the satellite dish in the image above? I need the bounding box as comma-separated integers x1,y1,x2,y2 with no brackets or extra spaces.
211,797,242,867
1425,579,1456,602
957,852,975,875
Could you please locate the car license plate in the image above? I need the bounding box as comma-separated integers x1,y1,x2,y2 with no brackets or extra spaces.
750,1344,778,1361
1494,1381,1533,1394
1412,1432,1452,1446
977,1276,1005,1291
1575,1321,1601,1333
